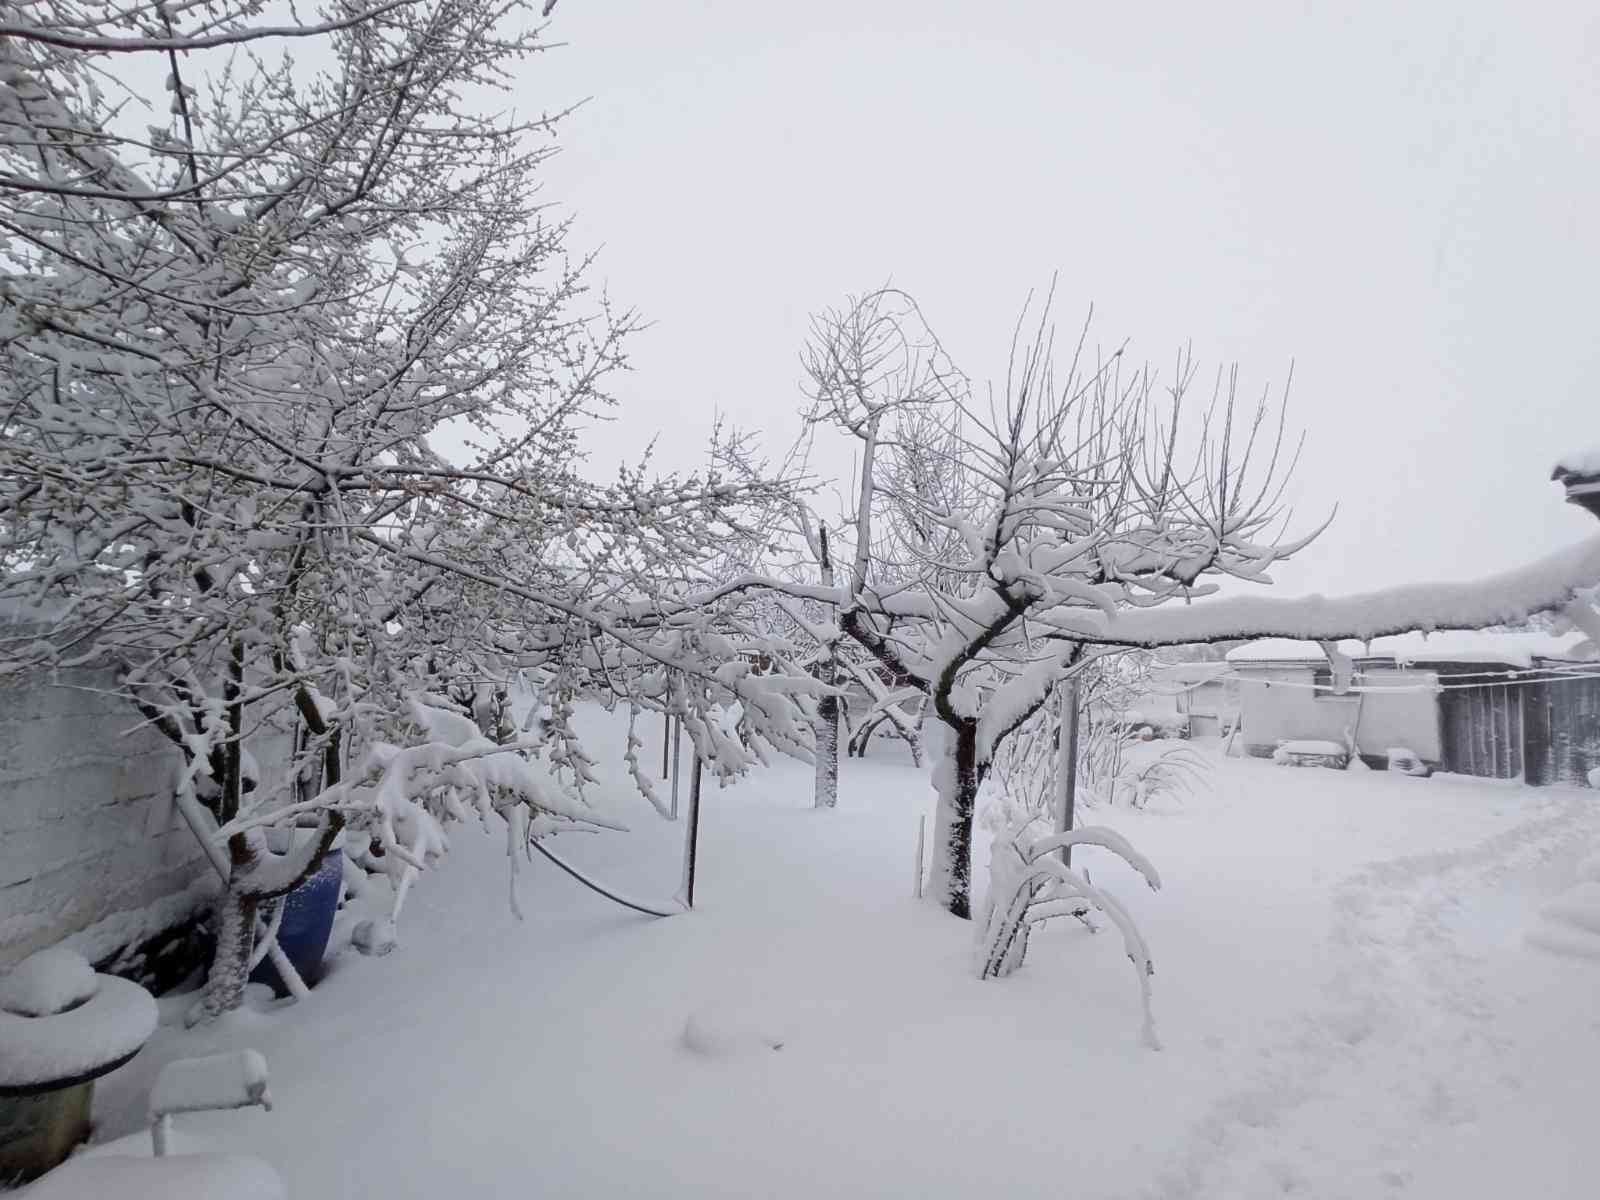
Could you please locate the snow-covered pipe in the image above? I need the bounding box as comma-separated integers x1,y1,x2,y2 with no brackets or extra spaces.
527,838,683,919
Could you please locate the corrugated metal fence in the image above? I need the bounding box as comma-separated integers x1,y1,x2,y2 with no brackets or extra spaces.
1435,667,1600,786
1523,674,1600,787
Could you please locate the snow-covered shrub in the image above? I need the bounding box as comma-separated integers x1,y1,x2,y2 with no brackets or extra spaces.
984,678,1212,833
1107,743,1210,808
975,826,1162,1048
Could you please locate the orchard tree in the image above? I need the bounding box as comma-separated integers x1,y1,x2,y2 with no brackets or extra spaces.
0,0,810,1018
703,288,1600,921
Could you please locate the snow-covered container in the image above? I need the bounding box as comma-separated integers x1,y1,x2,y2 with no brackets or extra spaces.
1385,747,1431,777
1272,740,1349,769
0,949,157,1180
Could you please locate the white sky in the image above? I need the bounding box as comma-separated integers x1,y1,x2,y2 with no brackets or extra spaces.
522,0,1599,597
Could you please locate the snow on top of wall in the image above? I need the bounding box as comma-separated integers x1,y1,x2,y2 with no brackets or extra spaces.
1151,662,1234,684
1225,638,1345,664
1227,629,1597,668
1555,448,1600,477
1366,629,1594,666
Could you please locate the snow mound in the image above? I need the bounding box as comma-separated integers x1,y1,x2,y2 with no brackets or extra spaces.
1556,447,1600,477
1540,881,1600,935
1528,879,1600,963
351,917,398,957
23,1153,286,1200
1386,748,1429,777
1527,924,1600,963
679,1010,785,1058
1589,767,1600,790
0,947,97,1017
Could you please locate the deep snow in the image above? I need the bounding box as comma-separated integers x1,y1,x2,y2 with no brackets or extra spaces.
74,708,1600,1200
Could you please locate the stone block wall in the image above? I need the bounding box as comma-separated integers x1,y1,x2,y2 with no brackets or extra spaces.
0,664,202,970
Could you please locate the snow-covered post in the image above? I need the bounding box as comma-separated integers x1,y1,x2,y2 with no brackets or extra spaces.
1054,676,1081,866
681,755,704,908
670,717,683,819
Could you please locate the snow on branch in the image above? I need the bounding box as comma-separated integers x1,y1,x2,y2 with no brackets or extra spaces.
0,2,422,53
1048,534,1600,649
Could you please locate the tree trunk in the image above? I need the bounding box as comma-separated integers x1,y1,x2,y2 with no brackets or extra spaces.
194,883,257,1024
926,720,979,918
814,690,840,809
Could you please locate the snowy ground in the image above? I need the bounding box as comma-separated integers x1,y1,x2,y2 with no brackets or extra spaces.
83,708,1600,1200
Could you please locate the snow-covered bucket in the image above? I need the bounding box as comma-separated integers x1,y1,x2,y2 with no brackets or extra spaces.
0,948,157,1181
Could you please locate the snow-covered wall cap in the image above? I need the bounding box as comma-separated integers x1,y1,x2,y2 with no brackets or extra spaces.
1363,629,1595,667
1227,629,1597,669
1225,638,1357,664
1554,448,1600,478
1150,662,1235,683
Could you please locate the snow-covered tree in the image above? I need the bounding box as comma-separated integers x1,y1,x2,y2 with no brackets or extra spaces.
701,287,1600,921
0,0,813,1018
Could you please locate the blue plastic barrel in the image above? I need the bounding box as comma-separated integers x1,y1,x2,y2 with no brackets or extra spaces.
249,838,344,997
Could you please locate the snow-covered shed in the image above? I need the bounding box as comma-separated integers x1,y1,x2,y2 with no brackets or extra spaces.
1226,631,1600,784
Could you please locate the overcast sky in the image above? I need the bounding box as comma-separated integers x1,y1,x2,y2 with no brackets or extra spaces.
518,0,1598,598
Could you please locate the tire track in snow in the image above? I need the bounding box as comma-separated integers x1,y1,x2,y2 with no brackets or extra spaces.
1136,792,1593,1200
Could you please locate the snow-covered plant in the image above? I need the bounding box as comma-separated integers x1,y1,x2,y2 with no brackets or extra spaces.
975,826,1161,1047
985,651,1192,828
1105,743,1210,809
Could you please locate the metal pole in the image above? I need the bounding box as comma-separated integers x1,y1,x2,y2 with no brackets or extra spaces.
1055,676,1081,867
670,716,682,819
914,814,926,899
662,709,670,779
151,1114,172,1158
682,754,703,908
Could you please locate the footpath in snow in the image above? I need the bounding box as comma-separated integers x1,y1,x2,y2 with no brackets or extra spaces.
81,708,1600,1200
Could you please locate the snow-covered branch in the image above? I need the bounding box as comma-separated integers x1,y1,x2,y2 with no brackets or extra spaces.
1049,534,1600,648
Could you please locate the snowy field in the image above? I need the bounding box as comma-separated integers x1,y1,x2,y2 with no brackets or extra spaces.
87,706,1600,1200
